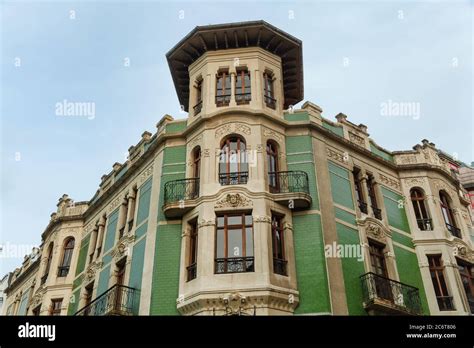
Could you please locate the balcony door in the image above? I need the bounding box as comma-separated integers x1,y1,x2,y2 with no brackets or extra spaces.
114,261,126,312
369,241,393,301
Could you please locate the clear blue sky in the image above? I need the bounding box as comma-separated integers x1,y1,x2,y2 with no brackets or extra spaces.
1,0,472,273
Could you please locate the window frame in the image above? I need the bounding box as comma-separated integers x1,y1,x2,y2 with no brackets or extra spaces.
428,255,455,311
215,70,231,107
215,213,254,274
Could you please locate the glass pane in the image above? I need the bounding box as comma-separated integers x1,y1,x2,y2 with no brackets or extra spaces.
228,228,243,257
217,216,224,227
228,215,242,226
245,214,252,225
216,229,224,258
245,227,253,257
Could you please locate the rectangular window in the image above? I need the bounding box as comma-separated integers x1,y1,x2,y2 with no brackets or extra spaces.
457,259,474,313
428,255,455,311
216,70,231,106
50,299,63,316
367,174,382,220
235,69,251,104
187,220,198,281
271,215,287,276
215,213,254,274
353,168,367,214
263,72,276,109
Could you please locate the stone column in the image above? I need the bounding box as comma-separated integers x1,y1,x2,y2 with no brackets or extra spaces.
94,216,106,259
126,189,137,232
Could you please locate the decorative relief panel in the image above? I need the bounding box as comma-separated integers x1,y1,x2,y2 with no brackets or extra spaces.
357,217,391,245
326,146,349,165
379,173,401,191
254,216,271,223
262,127,283,142
215,123,251,138
348,131,365,147
215,193,253,209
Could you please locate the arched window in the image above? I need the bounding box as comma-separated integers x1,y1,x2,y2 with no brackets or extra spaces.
58,238,75,277
266,141,279,192
219,136,248,185
410,188,432,230
439,191,460,238
41,242,54,284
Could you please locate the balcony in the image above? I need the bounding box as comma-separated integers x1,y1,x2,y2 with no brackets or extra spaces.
358,201,368,214
273,258,288,276
216,94,231,107
75,284,138,316
372,206,382,220
193,100,202,115
446,223,462,238
417,218,433,231
264,95,276,109
360,272,422,315
215,257,255,274
187,263,197,282
219,171,248,186
436,295,455,311
269,171,311,209
57,266,69,277
163,178,199,218
235,92,251,105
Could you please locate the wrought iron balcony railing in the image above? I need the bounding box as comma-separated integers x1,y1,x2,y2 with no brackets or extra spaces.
216,94,231,107
372,207,382,220
417,218,433,231
164,178,200,206
273,258,287,276
193,100,202,115
264,95,276,109
235,92,251,104
75,284,138,316
219,172,248,185
446,223,462,238
268,171,309,195
187,262,197,282
360,272,422,315
358,201,368,214
40,274,48,285
215,257,255,274
57,266,70,277
436,295,455,311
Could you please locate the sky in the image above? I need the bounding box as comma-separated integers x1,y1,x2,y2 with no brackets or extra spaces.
0,0,472,274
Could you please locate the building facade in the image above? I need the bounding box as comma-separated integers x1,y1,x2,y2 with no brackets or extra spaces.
3,21,473,316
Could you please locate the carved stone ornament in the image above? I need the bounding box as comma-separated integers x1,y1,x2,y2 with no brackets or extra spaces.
403,178,425,187
31,286,46,307
220,292,248,315
111,233,135,260
379,173,401,191
263,127,283,141
452,241,474,263
197,219,216,229
254,216,272,224
215,193,253,209
357,217,391,244
85,260,103,282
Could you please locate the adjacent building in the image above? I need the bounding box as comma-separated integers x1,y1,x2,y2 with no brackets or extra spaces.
3,20,473,316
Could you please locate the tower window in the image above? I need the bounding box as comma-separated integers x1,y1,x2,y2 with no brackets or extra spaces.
219,136,248,185
428,255,455,311
235,69,251,104
193,78,203,115
216,70,231,107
